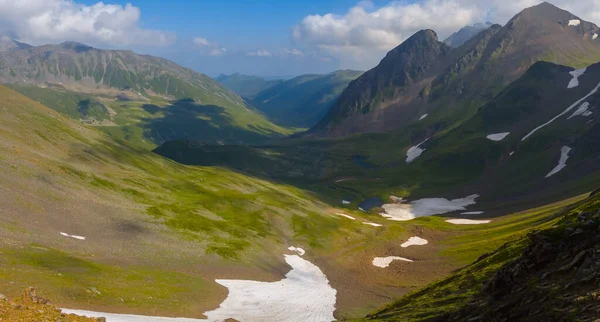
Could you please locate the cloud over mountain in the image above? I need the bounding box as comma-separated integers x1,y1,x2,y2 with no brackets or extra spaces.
292,0,600,69
0,0,174,47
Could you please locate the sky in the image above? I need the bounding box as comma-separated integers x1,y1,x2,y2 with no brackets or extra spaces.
0,0,599,77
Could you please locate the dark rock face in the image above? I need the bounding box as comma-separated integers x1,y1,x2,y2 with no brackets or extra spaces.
443,209,600,322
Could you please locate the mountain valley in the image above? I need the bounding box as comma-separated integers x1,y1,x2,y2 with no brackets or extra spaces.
1,1,600,321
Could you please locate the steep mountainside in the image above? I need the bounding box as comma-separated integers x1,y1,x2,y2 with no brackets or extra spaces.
0,41,291,146
250,70,363,128
156,60,600,210
443,22,494,47
311,2,600,138
215,73,283,98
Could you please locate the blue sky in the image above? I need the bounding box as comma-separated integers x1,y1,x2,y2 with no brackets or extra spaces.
1,0,598,77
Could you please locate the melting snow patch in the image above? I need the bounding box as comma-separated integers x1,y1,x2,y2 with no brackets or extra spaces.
337,213,356,220
510,151,515,156
363,222,383,227
342,200,351,205
486,132,510,141
461,211,484,215
204,254,336,322
406,139,429,163
568,67,587,89
445,219,491,225
379,194,479,221
522,81,600,141
67,255,337,322
568,19,581,26
372,256,413,268
546,146,572,178
288,246,306,256
594,33,599,40
568,102,593,119
419,114,428,120
61,309,204,322
60,232,85,240
401,237,428,248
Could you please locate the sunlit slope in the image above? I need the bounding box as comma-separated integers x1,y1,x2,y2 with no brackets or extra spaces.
0,84,343,316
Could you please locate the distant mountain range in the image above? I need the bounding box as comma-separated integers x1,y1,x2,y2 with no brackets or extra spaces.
443,22,494,47
249,70,363,128
214,73,284,98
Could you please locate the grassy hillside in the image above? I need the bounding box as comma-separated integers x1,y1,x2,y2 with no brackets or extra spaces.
0,42,293,147
3,83,587,319
366,192,600,321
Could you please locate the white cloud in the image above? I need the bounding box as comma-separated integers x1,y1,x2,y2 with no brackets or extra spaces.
283,48,304,57
0,0,173,47
210,48,227,56
247,49,273,57
193,37,215,47
193,36,227,56
292,0,600,69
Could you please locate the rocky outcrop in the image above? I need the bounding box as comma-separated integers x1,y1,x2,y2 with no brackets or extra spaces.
0,287,105,321
442,206,600,322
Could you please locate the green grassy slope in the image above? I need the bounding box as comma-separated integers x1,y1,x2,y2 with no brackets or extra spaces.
366,192,600,321
0,42,293,147
0,84,344,316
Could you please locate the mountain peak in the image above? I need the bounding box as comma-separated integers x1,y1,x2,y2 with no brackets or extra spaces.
413,29,439,42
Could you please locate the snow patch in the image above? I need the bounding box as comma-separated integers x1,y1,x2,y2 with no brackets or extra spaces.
568,102,593,119
486,132,510,141
288,246,306,256
546,146,572,178
342,200,351,205
401,237,428,248
204,254,336,321
419,114,428,120
510,151,515,156
362,222,383,227
406,139,428,163
445,219,491,225
61,310,204,322
67,255,336,322
568,67,587,89
461,211,484,215
60,232,85,240
337,213,356,220
522,81,600,141
568,19,581,26
594,33,599,40
379,194,479,221
372,256,413,268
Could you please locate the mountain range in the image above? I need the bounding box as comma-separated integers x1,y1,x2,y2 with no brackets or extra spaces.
2,1,600,321
0,40,291,147
310,2,600,138
214,73,284,98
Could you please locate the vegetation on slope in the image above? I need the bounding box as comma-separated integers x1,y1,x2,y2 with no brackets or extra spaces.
367,192,600,321
0,41,292,146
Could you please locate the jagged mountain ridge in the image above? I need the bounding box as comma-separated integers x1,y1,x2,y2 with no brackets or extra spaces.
310,2,600,138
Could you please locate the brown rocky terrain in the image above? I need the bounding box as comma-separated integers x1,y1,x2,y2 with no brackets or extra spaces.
0,288,104,321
